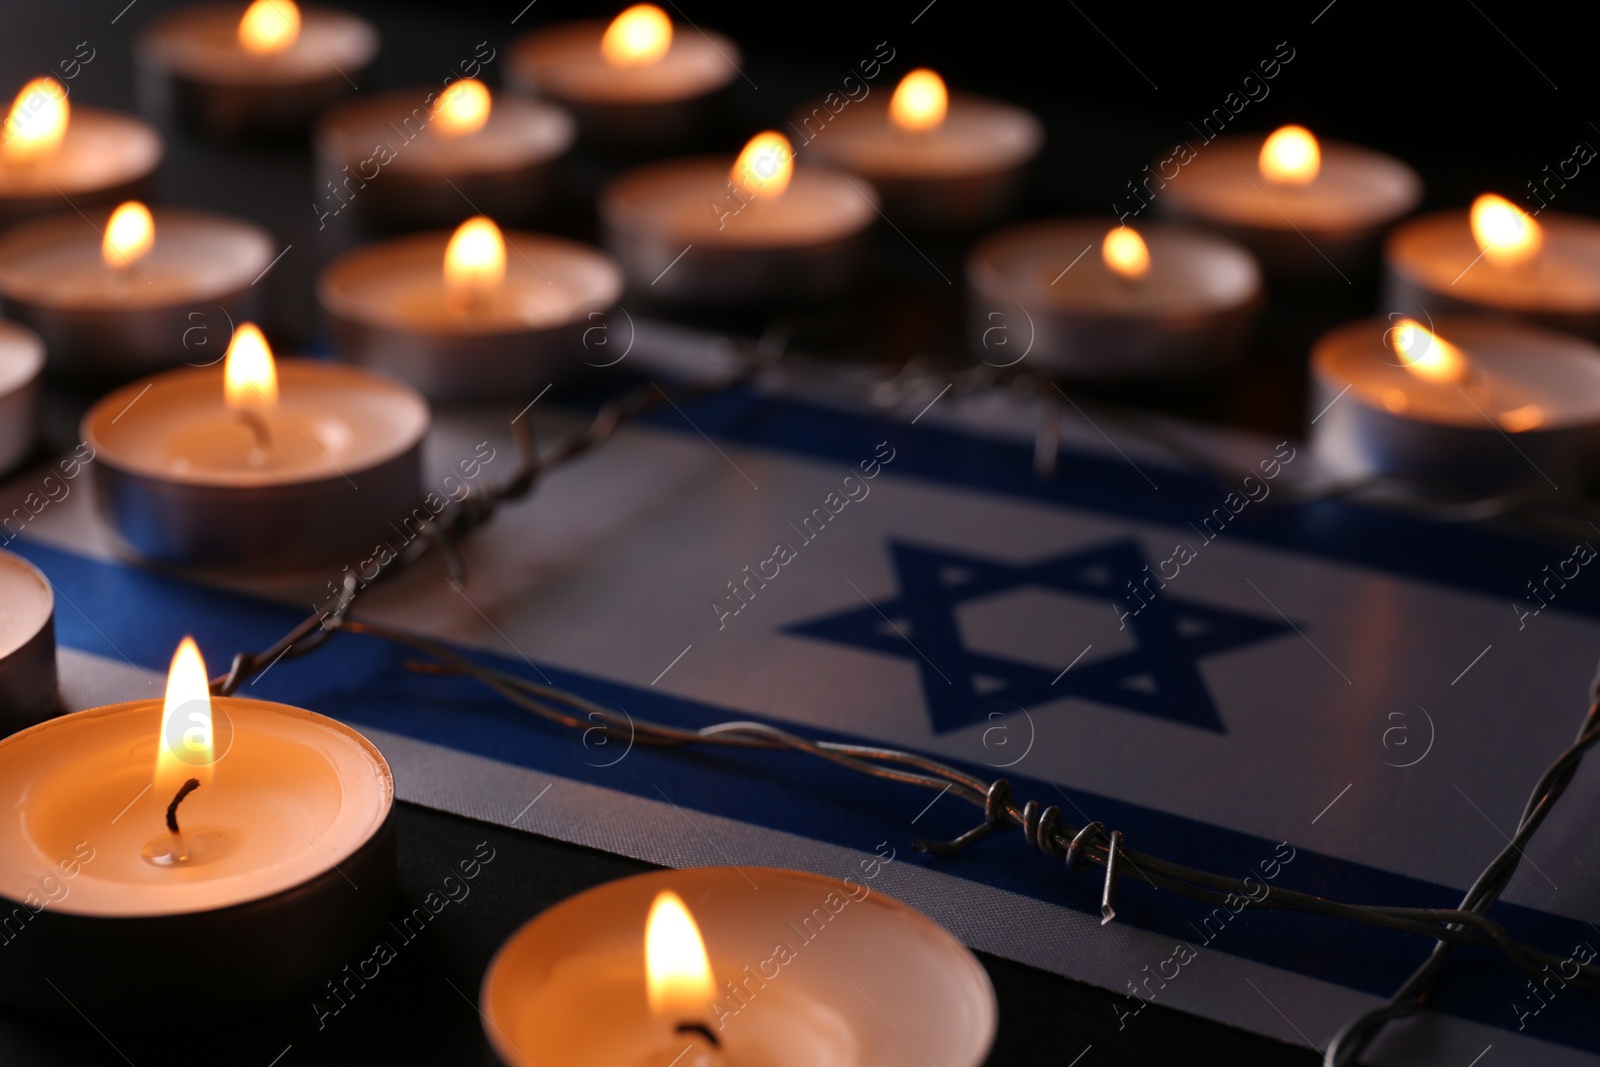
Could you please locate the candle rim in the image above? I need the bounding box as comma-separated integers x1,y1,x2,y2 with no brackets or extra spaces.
508,19,740,104
0,549,53,661
1386,208,1600,314
0,106,162,200
137,2,379,87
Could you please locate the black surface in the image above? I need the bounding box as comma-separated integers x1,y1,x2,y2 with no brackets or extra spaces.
0,802,1321,1066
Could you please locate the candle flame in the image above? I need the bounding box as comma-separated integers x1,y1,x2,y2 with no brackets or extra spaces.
224,323,279,409
1389,318,1468,384
1259,125,1320,184
601,4,673,67
732,132,793,200
3,77,69,164
889,69,948,132
1471,193,1543,268
157,637,214,794
1102,226,1150,281
238,0,300,54
102,202,155,269
444,216,507,296
433,79,491,138
645,891,714,1022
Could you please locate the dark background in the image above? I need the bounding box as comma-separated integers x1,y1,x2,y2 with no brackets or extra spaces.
2,1,1589,1063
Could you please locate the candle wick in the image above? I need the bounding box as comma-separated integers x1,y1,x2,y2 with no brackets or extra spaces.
674,1022,721,1048
237,409,272,451
165,777,202,834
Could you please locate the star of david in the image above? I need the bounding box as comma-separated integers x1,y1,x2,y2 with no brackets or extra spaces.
786,539,1296,735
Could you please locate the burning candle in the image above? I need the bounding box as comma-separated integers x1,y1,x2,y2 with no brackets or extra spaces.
0,636,394,1017
314,78,575,230
0,320,44,476
1384,194,1600,341
966,218,1262,379
82,324,429,567
600,131,877,305
508,3,741,151
318,215,623,401
135,0,380,140
1160,125,1421,282
0,200,274,382
0,548,56,736
481,867,996,1067
1310,316,1600,495
798,68,1043,232
0,78,162,229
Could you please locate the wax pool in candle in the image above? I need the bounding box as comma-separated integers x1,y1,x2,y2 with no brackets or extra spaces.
1160,125,1420,280
966,218,1261,378
1310,316,1600,494
319,216,623,400
799,68,1042,231
136,1,379,138
0,202,274,381
601,131,877,303
1385,197,1600,340
0,77,162,227
508,4,740,149
482,867,996,1067
315,80,575,228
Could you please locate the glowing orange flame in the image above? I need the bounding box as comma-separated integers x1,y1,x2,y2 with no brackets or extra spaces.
1259,125,1320,184
601,4,673,67
1103,226,1150,281
1471,193,1543,268
156,637,214,795
433,79,491,138
732,132,793,200
645,891,714,1022
443,216,507,299
4,77,69,164
102,202,154,269
238,0,300,54
890,69,948,132
1390,318,1468,384
223,323,279,409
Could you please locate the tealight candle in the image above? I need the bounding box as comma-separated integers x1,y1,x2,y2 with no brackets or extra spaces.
798,68,1043,232
318,216,624,401
1311,316,1600,496
481,867,996,1067
1160,125,1421,282
966,219,1262,379
135,0,380,140
314,79,575,230
601,131,878,305
0,549,56,736
508,3,741,151
0,78,162,229
0,637,394,1017
0,201,275,382
1384,195,1600,341
0,319,44,475
83,324,429,568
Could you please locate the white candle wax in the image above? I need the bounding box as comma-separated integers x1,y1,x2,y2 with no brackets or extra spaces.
0,552,50,666
483,867,996,1067
0,698,390,916
0,108,161,203
0,320,44,474
88,360,427,487
1165,136,1420,233
1386,210,1600,318
137,3,378,89
0,208,274,310
802,91,1040,180
509,20,739,106
318,91,573,179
